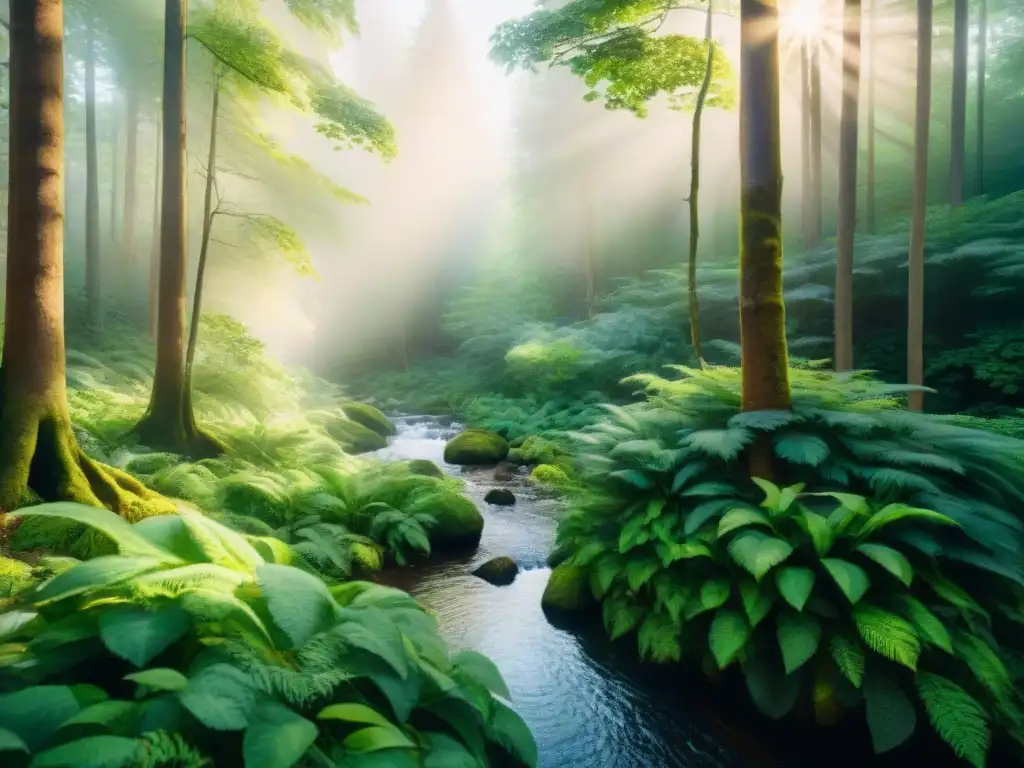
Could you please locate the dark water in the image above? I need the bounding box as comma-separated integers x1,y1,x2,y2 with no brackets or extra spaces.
374,417,768,768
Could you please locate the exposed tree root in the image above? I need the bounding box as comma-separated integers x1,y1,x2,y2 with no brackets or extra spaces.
132,389,227,460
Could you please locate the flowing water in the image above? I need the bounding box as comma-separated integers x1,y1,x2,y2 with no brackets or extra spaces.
373,417,777,768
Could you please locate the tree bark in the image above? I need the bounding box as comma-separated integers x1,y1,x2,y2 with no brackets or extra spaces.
865,0,876,233
123,82,138,269
907,0,932,413
976,0,986,197
688,0,715,362
185,77,220,402
739,0,791,480
110,96,119,247
949,0,967,206
148,112,161,338
133,0,223,458
84,15,101,330
800,37,811,251
809,37,822,247
834,0,862,372
0,0,168,517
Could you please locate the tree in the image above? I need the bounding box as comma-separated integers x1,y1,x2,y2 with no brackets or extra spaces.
84,11,101,330
949,0,967,205
907,0,932,412
148,109,161,339
976,0,987,196
109,94,120,248
739,0,791,477
865,0,876,233
123,78,139,270
0,0,169,516
834,0,862,371
808,32,822,246
801,37,812,249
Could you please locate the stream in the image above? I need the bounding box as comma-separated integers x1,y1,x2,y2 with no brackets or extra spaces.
373,416,780,768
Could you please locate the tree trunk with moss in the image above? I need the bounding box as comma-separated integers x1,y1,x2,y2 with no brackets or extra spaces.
133,0,223,458
0,0,171,518
84,15,101,331
739,0,792,479
148,112,161,338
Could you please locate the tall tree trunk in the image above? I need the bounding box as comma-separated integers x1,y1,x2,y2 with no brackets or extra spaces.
0,0,165,515
739,0,791,480
865,0,876,233
688,0,714,362
976,0,986,197
834,0,862,372
84,16,101,330
185,77,219,402
949,0,967,206
809,36,822,247
123,83,139,269
148,112,161,338
800,37,812,251
110,97,119,247
907,0,932,413
134,0,222,458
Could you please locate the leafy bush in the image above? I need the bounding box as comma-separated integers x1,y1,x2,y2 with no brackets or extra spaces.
0,503,537,768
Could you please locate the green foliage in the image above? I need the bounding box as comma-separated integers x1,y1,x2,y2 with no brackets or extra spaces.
0,503,535,768
310,83,397,158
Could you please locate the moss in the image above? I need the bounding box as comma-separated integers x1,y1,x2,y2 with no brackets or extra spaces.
0,556,33,598
443,429,509,466
530,464,572,488
541,562,594,612
546,544,573,569
472,556,518,586
325,418,388,454
406,459,445,479
341,402,397,437
507,434,560,466
418,490,483,550
124,452,183,476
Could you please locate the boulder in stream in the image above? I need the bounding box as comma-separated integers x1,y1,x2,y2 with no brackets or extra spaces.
340,402,397,437
406,459,445,478
443,429,509,465
493,461,515,481
484,488,516,506
546,544,573,569
325,418,388,454
542,562,595,613
420,492,484,551
472,556,519,586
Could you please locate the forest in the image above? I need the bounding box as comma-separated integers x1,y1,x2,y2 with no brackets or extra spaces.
0,0,1022,766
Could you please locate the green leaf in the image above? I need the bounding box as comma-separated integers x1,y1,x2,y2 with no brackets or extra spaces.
0,610,37,640
179,663,256,731
99,607,191,668
452,649,511,700
776,483,805,513
336,606,410,681
797,509,834,557
124,669,189,693
772,433,830,466
602,595,644,640
626,557,661,590
821,558,870,603
742,650,800,719
256,564,338,649
727,410,802,431
776,612,821,674
708,609,750,669
15,504,177,560
717,508,772,538
0,728,28,753
829,633,865,687
807,492,870,515
853,605,920,671
955,634,1012,701
683,499,735,534
700,578,732,610
244,701,318,768
681,428,753,460
680,481,737,498
30,735,140,767
609,469,654,489
737,578,773,628
61,700,137,730
637,611,682,663
894,596,952,653
318,703,394,729
917,672,990,768
344,726,416,752
655,540,712,567
487,699,538,768
727,531,794,581
855,543,913,587
617,514,649,553
863,671,917,753
589,555,620,599
670,461,709,493
31,556,167,604
0,686,81,752
775,567,816,611
751,477,781,508
858,503,959,539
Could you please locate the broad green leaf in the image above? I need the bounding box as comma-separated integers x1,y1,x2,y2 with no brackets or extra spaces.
15,504,177,561
626,557,661,590
452,649,511,700
243,701,318,768
917,672,990,768
955,633,1012,701
683,499,735,534
256,564,338,649
99,607,191,668
179,663,256,730
829,633,865,687
423,731,479,768
708,609,750,668
60,700,137,730
717,508,772,538
336,606,410,680
772,433,829,467
798,509,834,557
655,540,712,566
821,558,870,604
617,514,649,553
807,492,870,515
681,428,753,461
670,461,709,493
680,481,737,498
30,735,140,767
775,567,815,611
742,651,800,719
124,669,189,693
642,498,666,523
425,697,487,763
853,605,920,671
863,671,917,753
750,477,781,508
0,685,81,751
894,595,952,653
858,503,959,539
776,612,821,673
486,699,538,768
737,578,773,627
602,596,644,640
727,531,794,581
856,543,913,587
609,469,654,489
700,578,732,610
344,726,416,752
637,611,682,663
318,703,395,730
0,728,28,753
0,610,36,640
776,483,805,512
31,556,167,604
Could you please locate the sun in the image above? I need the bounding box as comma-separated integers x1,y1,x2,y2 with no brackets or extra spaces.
781,0,824,39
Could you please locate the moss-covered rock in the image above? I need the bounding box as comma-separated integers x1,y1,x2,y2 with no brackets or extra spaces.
0,556,33,598
443,429,509,466
541,562,594,612
406,459,445,479
472,556,518,586
341,402,397,437
326,418,389,454
546,544,573,569
484,488,516,506
507,434,560,466
419,491,484,550
530,464,572,488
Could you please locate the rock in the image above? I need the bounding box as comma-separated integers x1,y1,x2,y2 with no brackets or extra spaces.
406,459,445,478
417,490,484,550
326,418,388,454
493,461,515,481
529,464,572,488
541,562,594,612
341,402,397,437
546,544,573,569
484,488,516,506
472,556,519,586
443,429,509,466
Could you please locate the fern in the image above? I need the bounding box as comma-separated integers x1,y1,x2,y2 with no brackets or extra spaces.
917,672,990,768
